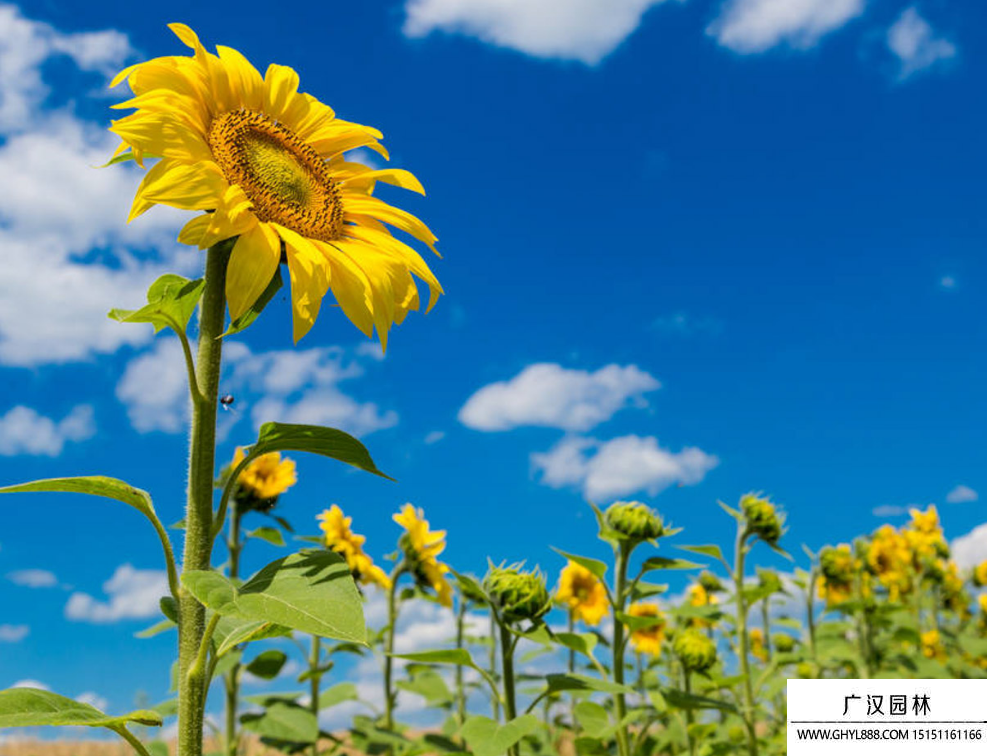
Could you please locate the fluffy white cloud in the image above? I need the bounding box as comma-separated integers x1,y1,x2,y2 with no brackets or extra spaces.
75,691,108,711
7,569,58,588
887,7,956,80
460,363,659,432
424,430,446,444
0,624,29,642
403,0,679,65
0,4,132,134
707,0,864,54
0,404,94,456
532,433,717,500
65,564,169,623
871,504,906,518
0,7,191,367
11,679,48,691
951,523,987,569
117,342,398,438
946,485,978,504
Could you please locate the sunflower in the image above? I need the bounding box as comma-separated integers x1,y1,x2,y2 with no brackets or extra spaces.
625,602,666,656
393,504,452,607
231,446,296,502
556,561,609,626
749,627,769,662
110,24,442,347
318,505,390,590
975,561,987,587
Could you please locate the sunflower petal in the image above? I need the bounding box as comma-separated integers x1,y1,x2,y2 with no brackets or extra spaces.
272,224,330,343
227,223,282,320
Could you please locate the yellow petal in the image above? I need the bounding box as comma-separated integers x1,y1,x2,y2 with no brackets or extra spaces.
226,223,281,320
264,64,300,120
216,45,264,112
272,224,330,343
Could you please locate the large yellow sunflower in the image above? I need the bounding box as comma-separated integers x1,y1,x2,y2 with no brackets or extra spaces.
110,24,442,347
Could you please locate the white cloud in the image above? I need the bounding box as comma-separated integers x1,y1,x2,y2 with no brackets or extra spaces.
115,338,190,433
940,275,956,289
887,7,955,80
0,625,28,642
403,0,679,65
0,6,191,367
460,363,660,432
0,4,132,134
946,485,978,504
7,569,58,588
871,504,906,518
951,523,987,569
117,342,397,438
532,433,718,500
65,564,168,623
76,691,108,711
424,430,446,445
11,679,48,691
707,0,864,54
0,404,95,456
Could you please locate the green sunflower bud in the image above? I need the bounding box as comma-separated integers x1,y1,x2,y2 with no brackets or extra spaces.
772,633,796,653
605,501,664,541
484,565,551,625
740,493,784,545
698,571,724,594
796,661,818,679
727,725,747,744
757,568,782,594
673,629,718,673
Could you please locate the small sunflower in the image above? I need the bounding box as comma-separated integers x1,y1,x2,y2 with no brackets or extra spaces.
920,629,946,662
974,560,987,587
749,628,769,662
110,24,442,347
393,504,452,607
626,602,666,656
556,561,609,626
317,505,390,590
231,446,296,508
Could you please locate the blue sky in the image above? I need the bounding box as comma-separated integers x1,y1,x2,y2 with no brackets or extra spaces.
0,0,984,728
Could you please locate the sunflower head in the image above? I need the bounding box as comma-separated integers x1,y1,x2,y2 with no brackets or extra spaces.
625,602,666,656
605,501,664,542
974,561,987,588
230,446,296,512
672,629,717,673
556,561,609,626
484,565,551,625
773,633,796,654
697,571,725,595
920,629,946,662
393,504,452,607
740,493,784,545
110,24,442,348
317,505,390,590
749,628,768,662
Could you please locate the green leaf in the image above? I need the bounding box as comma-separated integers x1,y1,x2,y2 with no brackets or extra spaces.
459,715,540,756
638,556,704,573
551,548,607,581
391,649,479,670
0,688,162,729
183,550,366,644
247,527,286,547
222,268,283,337
245,650,288,680
661,688,737,713
574,701,610,737
553,632,599,658
240,702,316,743
248,422,392,480
679,544,726,563
318,682,358,710
135,618,175,639
214,617,290,657
545,674,634,696
0,475,157,522
397,669,454,707
615,612,667,632
108,274,204,335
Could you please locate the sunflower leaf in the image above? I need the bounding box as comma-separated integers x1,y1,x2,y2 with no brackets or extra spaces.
248,422,392,481
108,274,205,336
182,550,366,644
0,687,162,729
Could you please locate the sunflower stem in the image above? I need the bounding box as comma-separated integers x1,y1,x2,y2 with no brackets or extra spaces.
498,621,519,756
383,562,406,734
178,241,230,756
224,502,244,756
733,525,759,756
611,542,631,756
310,635,322,756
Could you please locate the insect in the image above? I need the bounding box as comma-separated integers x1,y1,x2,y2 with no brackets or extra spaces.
220,394,236,412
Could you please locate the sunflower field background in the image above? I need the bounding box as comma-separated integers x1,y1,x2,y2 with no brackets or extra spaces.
0,1,984,756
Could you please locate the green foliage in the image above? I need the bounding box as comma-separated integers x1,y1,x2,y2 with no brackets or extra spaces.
108,274,204,335
0,687,161,729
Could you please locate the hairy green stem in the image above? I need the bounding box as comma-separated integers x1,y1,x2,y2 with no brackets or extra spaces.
112,725,154,756
683,668,697,756
224,503,244,756
734,526,759,756
489,612,500,721
499,623,519,756
455,597,468,735
178,242,229,756
611,542,631,756
383,562,406,732
310,635,323,756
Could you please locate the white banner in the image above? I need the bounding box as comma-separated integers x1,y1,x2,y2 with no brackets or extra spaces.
788,679,987,755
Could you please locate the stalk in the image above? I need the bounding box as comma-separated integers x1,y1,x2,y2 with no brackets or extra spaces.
224,504,243,756
178,242,230,756
383,563,405,732
498,624,519,756
455,597,468,733
489,612,500,720
611,543,631,756
682,668,697,756
310,635,322,756
567,611,576,728
734,525,759,756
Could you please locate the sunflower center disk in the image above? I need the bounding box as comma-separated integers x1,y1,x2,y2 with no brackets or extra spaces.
208,110,343,242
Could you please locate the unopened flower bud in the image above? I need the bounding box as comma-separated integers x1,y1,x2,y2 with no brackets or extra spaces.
484,565,550,624
673,629,717,673
741,494,784,545
605,501,664,541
